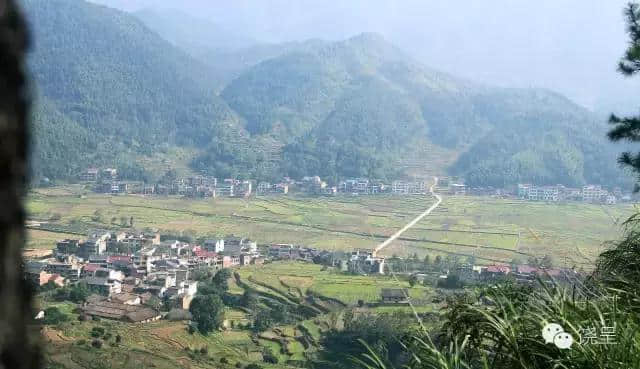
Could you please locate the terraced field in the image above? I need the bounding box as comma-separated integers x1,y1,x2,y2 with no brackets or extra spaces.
40,263,345,369
237,262,434,305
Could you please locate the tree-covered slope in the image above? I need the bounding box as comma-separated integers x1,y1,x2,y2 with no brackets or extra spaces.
221,33,630,187
22,0,241,179
21,0,631,187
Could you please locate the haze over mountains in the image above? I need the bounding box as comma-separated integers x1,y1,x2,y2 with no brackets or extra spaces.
89,0,638,115
22,0,633,188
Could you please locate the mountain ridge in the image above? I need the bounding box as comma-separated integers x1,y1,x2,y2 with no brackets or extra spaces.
22,0,633,188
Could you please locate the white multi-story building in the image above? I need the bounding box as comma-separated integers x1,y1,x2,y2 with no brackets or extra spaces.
204,239,225,253
518,184,559,202
582,185,607,203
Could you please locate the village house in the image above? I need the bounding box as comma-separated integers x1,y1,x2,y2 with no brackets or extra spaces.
100,168,118,180
392,180,428,195
81,298,160,323
133,247,158,275
86,277,122,296
348,249,385,275
107,255,133,270
80,168,99,182
45,258,82,282
449,183,467,195
582,185,607,203
203,238,225,253
88,254,109,268
217,179,234,197
55,239,80,255
30,270,65,287
257,182,289,195
110,292,141,305
481,265,511,280
78,231,111,258
81,263,102,278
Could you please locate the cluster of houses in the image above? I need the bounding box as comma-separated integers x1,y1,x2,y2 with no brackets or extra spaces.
76,167,635,206
81,168,253,198
258,177,437,196
344,249,386,274
26,230,266,323
517,184,628,204
378,262,583,305
79,167,453,199
432,262,582,286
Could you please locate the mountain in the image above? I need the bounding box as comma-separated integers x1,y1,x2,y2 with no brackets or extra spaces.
132,8,326,92
22,0,242,180
220,33,630,187
133,8,257,54
22,0,632,188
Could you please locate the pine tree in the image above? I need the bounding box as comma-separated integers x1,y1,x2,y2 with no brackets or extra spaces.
609,3,640,190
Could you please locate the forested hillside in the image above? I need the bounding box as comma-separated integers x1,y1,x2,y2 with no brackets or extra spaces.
222,33,629,187
23,0,243,180
22,0,632,188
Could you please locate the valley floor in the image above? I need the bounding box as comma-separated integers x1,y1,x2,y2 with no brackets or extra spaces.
27,185,632,267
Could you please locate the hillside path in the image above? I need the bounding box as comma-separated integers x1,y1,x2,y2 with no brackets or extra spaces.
374,177,442,254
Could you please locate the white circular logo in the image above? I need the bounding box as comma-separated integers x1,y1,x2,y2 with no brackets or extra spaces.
542,323,564,344
553,332,574,349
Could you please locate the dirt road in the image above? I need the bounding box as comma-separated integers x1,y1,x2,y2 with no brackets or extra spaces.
374,177,442,254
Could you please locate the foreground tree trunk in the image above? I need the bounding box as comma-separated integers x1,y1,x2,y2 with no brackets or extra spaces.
0,1,40,368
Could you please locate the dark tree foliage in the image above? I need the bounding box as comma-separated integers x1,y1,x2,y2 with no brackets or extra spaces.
609,3,640,190
596,213,640,286
211,268,232,292
189,294,225,335
251,309,274,333
0,0,41,367
316,311,415,369
42,307,68,325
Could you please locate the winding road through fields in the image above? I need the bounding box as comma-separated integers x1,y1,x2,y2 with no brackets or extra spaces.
374,177,442,255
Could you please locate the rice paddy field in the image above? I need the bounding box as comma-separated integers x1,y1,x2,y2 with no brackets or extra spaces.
26,185,635,266
42,315,283,369
236,261,434,305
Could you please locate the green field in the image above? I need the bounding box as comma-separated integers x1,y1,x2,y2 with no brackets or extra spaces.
237,261,434,305
26,186,634,266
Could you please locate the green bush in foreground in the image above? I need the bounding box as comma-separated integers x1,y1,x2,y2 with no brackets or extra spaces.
356,280,640,369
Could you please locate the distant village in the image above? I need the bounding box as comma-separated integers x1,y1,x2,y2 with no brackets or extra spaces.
74,167,633,205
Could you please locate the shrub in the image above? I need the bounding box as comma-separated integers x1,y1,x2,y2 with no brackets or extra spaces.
115,334,122,343
245,364,263,369
200,346,208,355
90,326,105,338
91,339,102,348
76,339,86,346
262,348,278,364
220,357,229,364
42,307,69,325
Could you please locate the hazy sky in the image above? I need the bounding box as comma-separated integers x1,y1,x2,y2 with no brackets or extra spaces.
90,0,638,113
